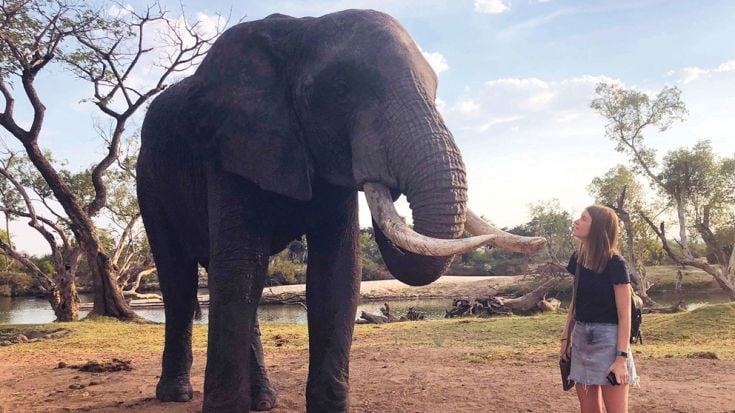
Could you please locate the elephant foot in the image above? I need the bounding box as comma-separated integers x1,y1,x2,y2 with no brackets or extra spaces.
251,382,278,411
156,376,193,402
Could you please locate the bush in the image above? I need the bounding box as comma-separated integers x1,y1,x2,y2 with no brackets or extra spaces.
268,253,306,285
0,272,45,296
362,259,392,281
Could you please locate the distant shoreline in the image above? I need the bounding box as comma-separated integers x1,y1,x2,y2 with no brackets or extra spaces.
77,275,522,310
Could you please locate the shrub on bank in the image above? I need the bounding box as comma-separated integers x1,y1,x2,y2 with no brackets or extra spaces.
0,272,45,296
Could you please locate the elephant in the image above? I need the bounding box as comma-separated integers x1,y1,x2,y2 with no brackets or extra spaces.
137,9,545,413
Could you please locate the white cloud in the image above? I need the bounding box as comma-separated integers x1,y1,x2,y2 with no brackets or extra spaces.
454,98,481,113
679,67,708,84
677,57,735,84
90,8,227,113
716,59,735,71
476,115,523,132
434,69,735,229
474,0,510,14
108,4,134,17
419,47,449,74
435,97,447,113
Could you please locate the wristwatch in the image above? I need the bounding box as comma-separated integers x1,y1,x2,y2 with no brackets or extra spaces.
616,350,629,358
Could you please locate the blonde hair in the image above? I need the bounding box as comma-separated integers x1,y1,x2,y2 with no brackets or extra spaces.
578,205,620,273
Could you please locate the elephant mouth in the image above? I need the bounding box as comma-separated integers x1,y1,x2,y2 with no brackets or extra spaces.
363,182,546,257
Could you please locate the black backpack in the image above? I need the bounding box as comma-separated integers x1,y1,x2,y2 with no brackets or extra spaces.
630,289,643,344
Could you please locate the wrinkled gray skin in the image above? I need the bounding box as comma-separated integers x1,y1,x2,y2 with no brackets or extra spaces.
137,9,469,412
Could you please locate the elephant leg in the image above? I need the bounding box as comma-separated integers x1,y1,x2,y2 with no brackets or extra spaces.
203,173,270,413
249,317,278,411
141,203,199,402
305,183,361,413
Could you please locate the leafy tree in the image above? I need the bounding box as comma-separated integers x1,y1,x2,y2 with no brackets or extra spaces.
359,227,390,280
525,199,576,264
0,0,223,320
588,165,662,304
592,83,735,299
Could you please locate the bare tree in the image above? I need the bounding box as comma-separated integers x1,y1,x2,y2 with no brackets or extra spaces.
0,0,224,319
105,136,158,299
592,83,735,300
0,148,84,320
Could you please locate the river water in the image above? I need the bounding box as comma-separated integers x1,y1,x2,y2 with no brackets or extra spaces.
0,289,729,325
0,290,455,325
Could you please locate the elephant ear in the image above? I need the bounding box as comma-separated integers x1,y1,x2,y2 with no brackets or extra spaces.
202,21,314,200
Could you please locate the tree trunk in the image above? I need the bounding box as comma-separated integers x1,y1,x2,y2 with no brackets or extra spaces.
501,277,560,313
641,213,735,301
88,248,137,319
674,193,691,257
619,210,656,306
4,214,10,271
728,247,735,285
671,269,686,312
51,267,80,322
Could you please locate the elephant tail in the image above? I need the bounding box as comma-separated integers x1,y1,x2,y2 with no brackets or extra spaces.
194,297,202,321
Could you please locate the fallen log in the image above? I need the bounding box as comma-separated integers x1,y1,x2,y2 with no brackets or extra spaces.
499,277,560,314
260,292,307,306
359,303,427,324
446,277,563,317
445,298,472,318
359,311,389,324
537,297,561,312
379,303,399,322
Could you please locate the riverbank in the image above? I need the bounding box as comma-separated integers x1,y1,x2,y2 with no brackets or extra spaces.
1,303,734,412
75,275,522,310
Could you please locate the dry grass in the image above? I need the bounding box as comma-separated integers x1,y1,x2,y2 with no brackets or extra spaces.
2,302,734,362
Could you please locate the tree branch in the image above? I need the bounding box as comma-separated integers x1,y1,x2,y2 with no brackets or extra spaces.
639,212,720,275
0,163,64,253
0,237,53,293
112,213,140,266
0,207,70,250
0,80,30,140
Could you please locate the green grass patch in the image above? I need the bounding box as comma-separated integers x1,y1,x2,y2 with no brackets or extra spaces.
644,265,717,292
497,265,722,300
2,303,734,362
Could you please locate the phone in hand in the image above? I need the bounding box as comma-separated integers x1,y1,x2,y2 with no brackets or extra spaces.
606,371,619,386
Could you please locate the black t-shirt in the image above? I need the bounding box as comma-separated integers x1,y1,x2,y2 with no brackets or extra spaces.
567,252,631,324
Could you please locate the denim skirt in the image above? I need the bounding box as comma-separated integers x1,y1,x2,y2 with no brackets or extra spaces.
569,321,639,386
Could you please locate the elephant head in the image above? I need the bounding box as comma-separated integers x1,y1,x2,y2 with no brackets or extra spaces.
189,10,544,286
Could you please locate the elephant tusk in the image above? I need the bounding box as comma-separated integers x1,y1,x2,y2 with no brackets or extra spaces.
364,182,495,257
464,209,547,254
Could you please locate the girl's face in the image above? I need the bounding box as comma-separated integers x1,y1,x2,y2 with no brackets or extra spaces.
572,209,592,240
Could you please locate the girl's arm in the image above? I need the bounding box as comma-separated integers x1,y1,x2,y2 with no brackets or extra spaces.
613,284,632,350
610,283,632,382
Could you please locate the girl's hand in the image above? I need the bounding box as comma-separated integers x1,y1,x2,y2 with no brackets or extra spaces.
559,339,571,361
608,357,628,384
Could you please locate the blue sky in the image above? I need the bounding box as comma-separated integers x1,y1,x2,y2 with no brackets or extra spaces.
6,0,735,255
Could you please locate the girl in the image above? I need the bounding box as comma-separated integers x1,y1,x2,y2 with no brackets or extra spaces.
560,205,639,413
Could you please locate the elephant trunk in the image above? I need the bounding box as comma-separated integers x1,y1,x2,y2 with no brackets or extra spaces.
365,94,547,286
371,101,468,286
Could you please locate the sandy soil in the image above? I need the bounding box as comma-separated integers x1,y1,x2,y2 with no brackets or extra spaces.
264,275,524,302
3,276,733,412
1,344,734,412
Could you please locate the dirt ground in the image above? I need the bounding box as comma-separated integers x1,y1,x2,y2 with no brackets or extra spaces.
2,276,733,412
1,344,734,412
